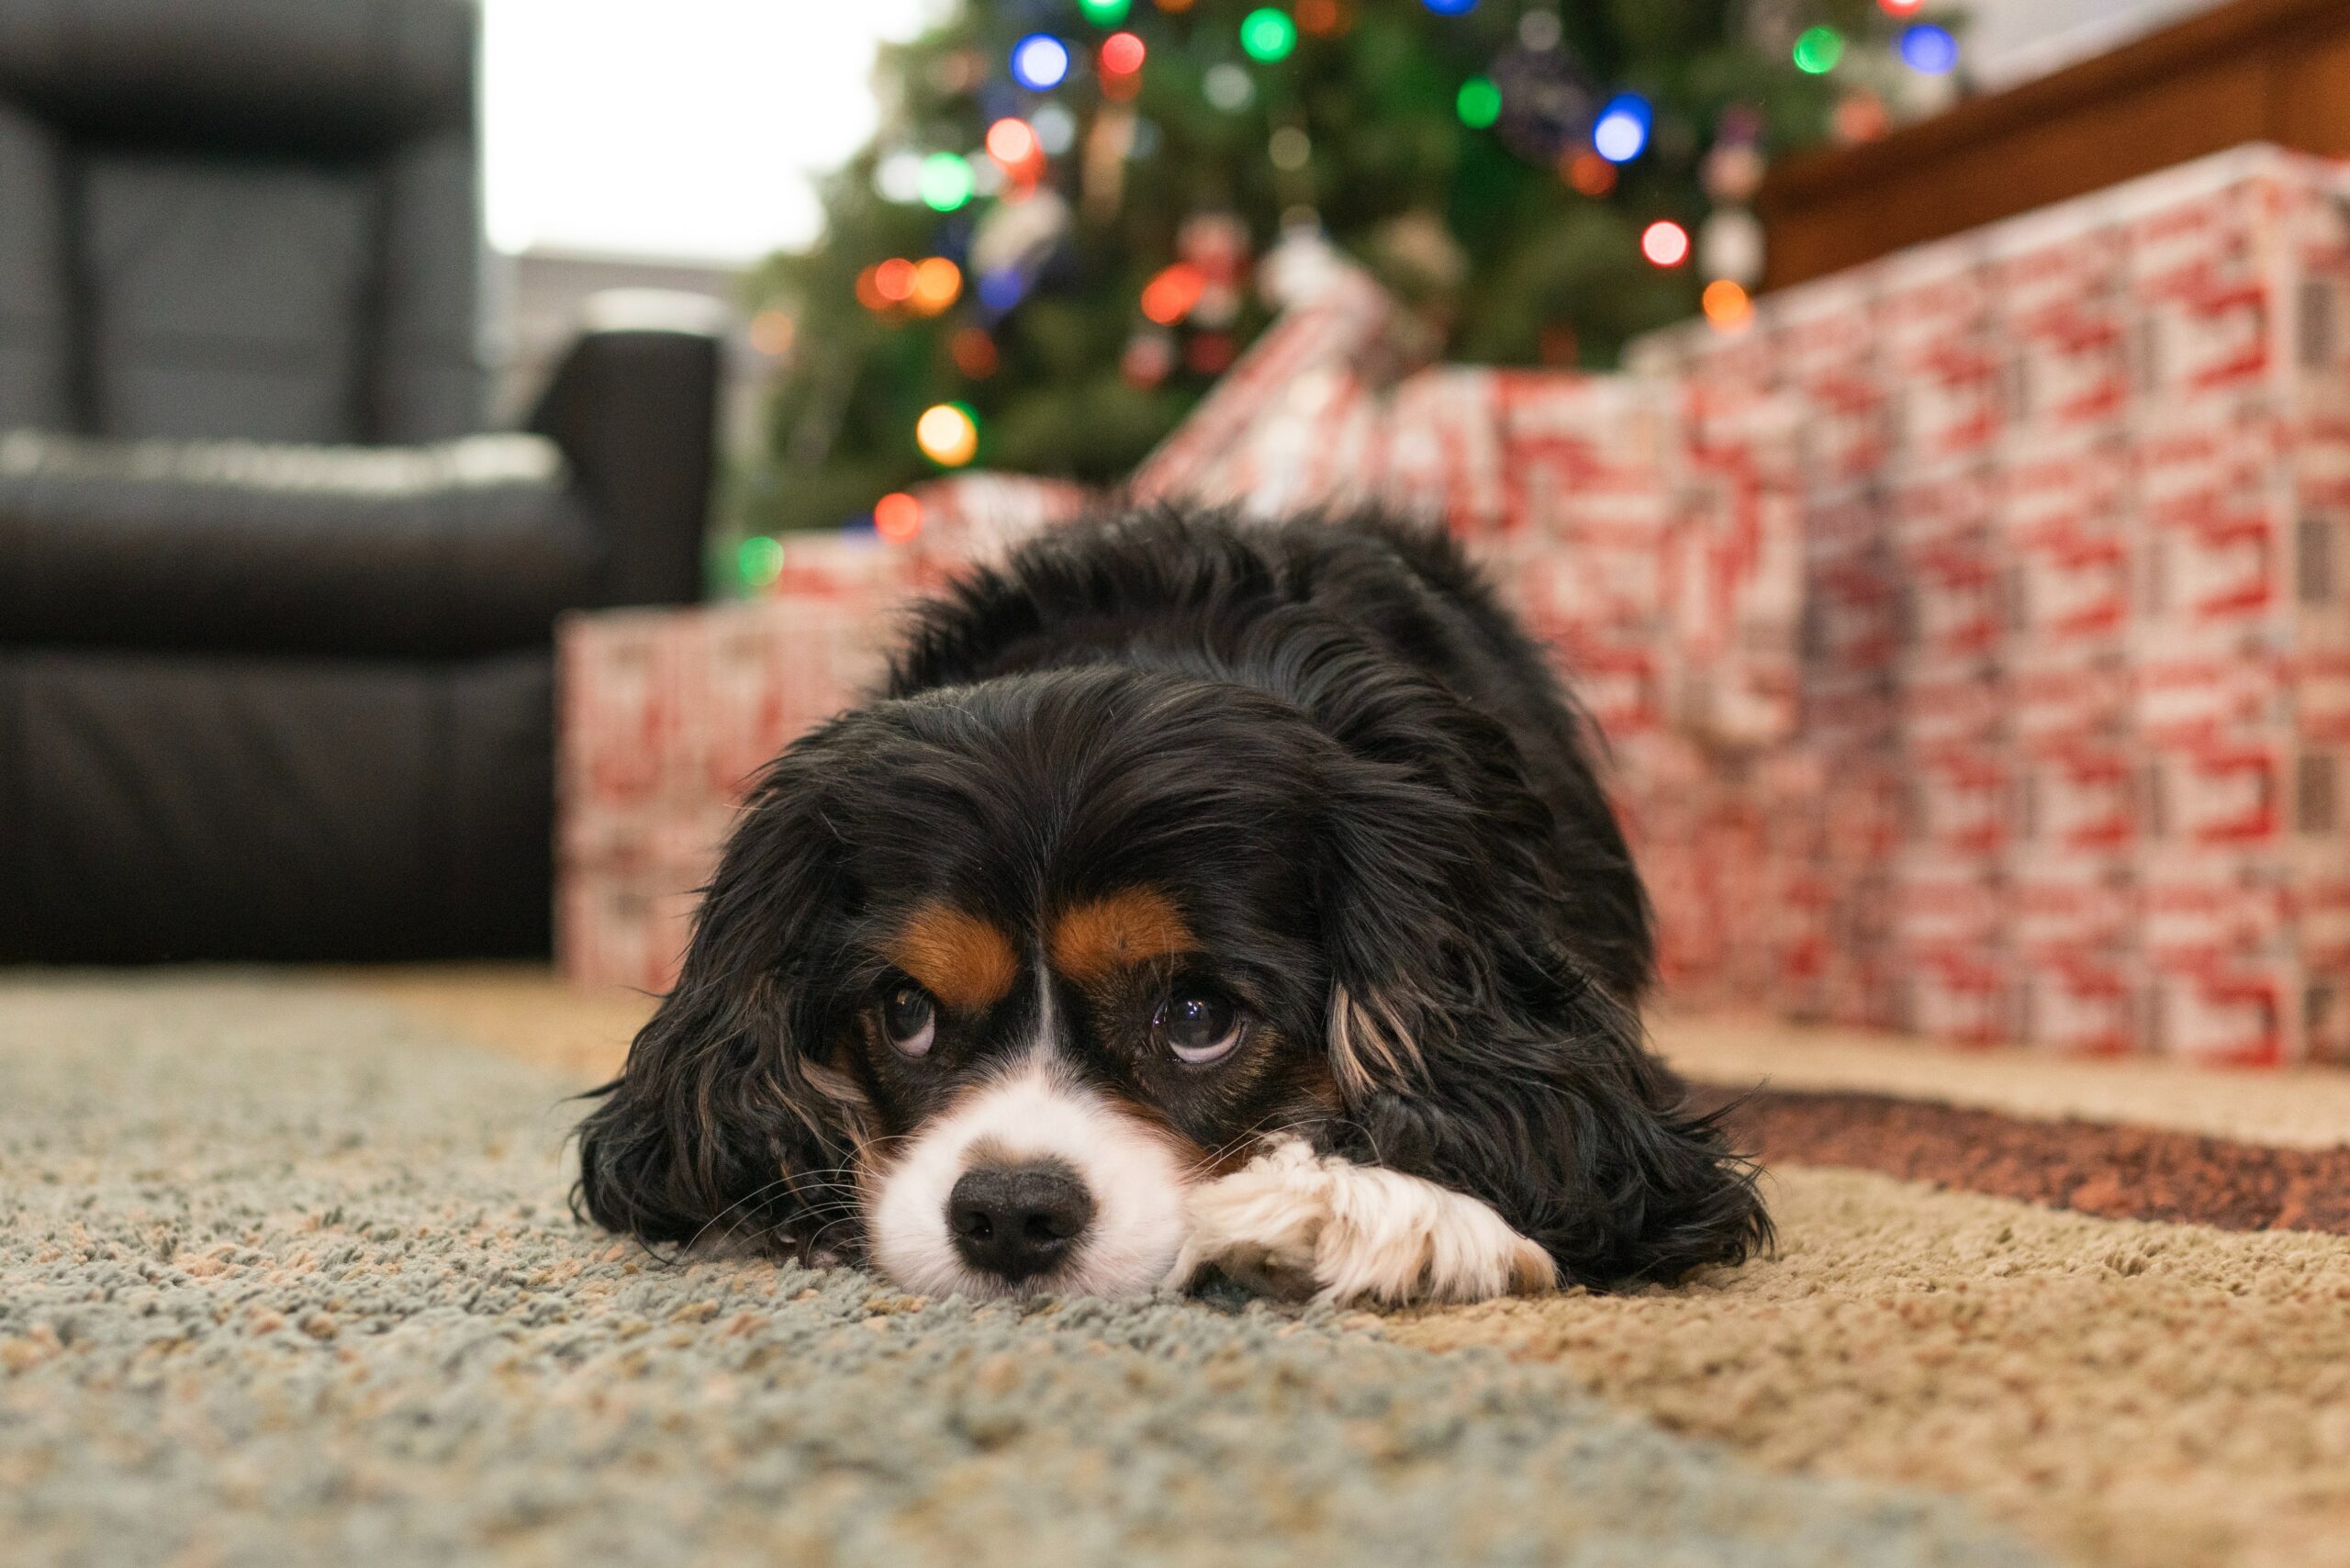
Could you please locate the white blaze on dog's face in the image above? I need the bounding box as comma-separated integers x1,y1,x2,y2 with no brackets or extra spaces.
866,980,1197,1300
851,890,1557,1306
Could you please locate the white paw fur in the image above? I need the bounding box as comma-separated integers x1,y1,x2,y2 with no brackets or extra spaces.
1164,1137,1557,1307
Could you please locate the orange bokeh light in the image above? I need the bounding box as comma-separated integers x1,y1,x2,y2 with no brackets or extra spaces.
874,491,923,541
854,266,889,312
874,257,917,303
1564,151,1617,196
986,118,1039,168
1295,0,1349,36
1140,263,1207,326
950,327,1000,378
1702,279,1754,330
910,256,962,315
748,308,795,355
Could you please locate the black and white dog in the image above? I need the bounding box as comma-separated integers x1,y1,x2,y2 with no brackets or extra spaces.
575,509,1768,1305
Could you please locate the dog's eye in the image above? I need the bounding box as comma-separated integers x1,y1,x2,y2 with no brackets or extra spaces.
1155,983,1242,1065
880,984,936,1057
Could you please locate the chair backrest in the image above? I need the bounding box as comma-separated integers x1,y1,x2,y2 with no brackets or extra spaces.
0,0,485,445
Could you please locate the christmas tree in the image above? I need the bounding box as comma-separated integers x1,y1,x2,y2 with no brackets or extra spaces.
735,0,1961,559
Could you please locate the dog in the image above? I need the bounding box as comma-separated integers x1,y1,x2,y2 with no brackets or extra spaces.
574,509,1769,1305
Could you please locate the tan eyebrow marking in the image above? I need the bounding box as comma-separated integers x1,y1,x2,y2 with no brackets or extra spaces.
890,902,1019,1012
1050,888,1197,982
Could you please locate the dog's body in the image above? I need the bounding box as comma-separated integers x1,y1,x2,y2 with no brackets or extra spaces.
576,510,1767,1305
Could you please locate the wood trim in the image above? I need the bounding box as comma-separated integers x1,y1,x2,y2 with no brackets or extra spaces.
1757,0,2350,288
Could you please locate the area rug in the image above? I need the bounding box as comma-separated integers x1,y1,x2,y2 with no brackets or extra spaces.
2,972,2344,1567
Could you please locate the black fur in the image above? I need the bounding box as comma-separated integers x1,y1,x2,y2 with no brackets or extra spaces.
575,508,1770,1289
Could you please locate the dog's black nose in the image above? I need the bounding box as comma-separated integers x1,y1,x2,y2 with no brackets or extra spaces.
946,1162,1095,1283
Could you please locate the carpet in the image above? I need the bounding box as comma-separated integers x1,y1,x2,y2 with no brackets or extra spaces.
1,972,2343,1567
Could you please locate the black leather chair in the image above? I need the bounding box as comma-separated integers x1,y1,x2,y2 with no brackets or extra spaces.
0,0,720,961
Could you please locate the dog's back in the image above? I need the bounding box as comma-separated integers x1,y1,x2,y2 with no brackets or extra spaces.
887,508,1653,1002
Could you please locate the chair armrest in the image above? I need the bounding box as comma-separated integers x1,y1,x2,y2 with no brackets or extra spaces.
528,292,724,608
0,431,601,657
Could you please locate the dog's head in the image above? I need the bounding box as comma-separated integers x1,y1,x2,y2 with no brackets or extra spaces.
574,659,1764,1298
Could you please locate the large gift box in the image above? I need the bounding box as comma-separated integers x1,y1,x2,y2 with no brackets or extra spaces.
1632,143,2350,1062
560,144,2350,1065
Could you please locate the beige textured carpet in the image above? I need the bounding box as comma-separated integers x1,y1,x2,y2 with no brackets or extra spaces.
11,967,2347,1566
354,970,2350,1568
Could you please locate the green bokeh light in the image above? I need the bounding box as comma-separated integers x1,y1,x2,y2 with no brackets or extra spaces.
737,534,784,588
1456,76,1502,129
1792,26,1843,73
1078,0,1131,22
1238,8,1296,63
918,152,975,212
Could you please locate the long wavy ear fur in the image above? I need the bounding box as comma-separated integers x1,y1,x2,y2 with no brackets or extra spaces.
1314,707,1771,1290
571,733,867,1259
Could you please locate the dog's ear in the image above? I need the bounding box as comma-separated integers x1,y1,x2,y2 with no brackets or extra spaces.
1315,745,1770,1290
572,729,868,1258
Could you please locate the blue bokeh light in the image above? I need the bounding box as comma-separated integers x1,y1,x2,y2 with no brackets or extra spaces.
1421,0,1479,14
1898,24,1958,75
976,268,1027,311
1592,93,1652,163
1010,33,1070,92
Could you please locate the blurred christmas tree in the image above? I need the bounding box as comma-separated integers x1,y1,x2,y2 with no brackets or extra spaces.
735,0,1962,554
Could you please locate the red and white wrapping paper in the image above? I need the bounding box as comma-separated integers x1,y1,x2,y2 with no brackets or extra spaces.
1634,142,2350,1062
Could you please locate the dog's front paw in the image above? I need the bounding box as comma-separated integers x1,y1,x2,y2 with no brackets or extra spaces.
1165,1137,1556,1308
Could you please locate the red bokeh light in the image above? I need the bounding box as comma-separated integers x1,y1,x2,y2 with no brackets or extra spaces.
1139,263,1207,326
1100,32,1146,74
873,257,917,302
874,492,923,542
1640,220,1691,268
